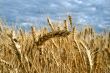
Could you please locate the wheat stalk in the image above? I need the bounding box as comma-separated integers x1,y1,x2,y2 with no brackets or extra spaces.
80,40,93,73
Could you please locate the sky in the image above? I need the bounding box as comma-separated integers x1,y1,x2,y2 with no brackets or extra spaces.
0,0,110,31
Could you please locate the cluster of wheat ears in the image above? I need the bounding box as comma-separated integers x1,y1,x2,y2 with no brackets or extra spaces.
0,16,110,73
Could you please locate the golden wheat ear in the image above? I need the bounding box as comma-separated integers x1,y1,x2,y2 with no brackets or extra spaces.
64,20,68,31
47,17,54,32
31,26,36,42
0,25,2,32
108,32,110,48
68,15,73,29
7,30,22,62
35,30,70,46
109,32,110,39
19,28,25,41
72,26,76,39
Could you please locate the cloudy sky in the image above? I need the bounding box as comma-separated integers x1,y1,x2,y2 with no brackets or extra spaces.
0,0,110,30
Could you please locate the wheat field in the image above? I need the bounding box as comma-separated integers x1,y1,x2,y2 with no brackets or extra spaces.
0,16,110,73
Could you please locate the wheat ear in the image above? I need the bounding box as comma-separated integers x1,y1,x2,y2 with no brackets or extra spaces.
68,15,72,29
47,17,54,32
31,26,36,42
8,31,22,62
35,30,70,46
64,20,68,31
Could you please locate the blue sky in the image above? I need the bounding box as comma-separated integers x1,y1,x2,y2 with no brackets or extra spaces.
0,0,110,30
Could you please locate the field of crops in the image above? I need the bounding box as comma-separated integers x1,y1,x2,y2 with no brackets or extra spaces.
0,16,110,73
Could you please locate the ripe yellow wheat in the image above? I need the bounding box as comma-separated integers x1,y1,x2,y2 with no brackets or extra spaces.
0,16,110,73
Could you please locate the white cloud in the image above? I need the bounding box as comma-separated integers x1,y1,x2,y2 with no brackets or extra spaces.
21,22,32,26
74,0,83,4
91,7,97,11
0,0,110,31
50,3,58,8
61,1,72,7
98,24,110,29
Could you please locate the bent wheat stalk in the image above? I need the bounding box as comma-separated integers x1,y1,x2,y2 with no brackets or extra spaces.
80,40,93,73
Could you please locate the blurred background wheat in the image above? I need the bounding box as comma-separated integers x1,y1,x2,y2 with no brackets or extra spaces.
0,16,110,73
